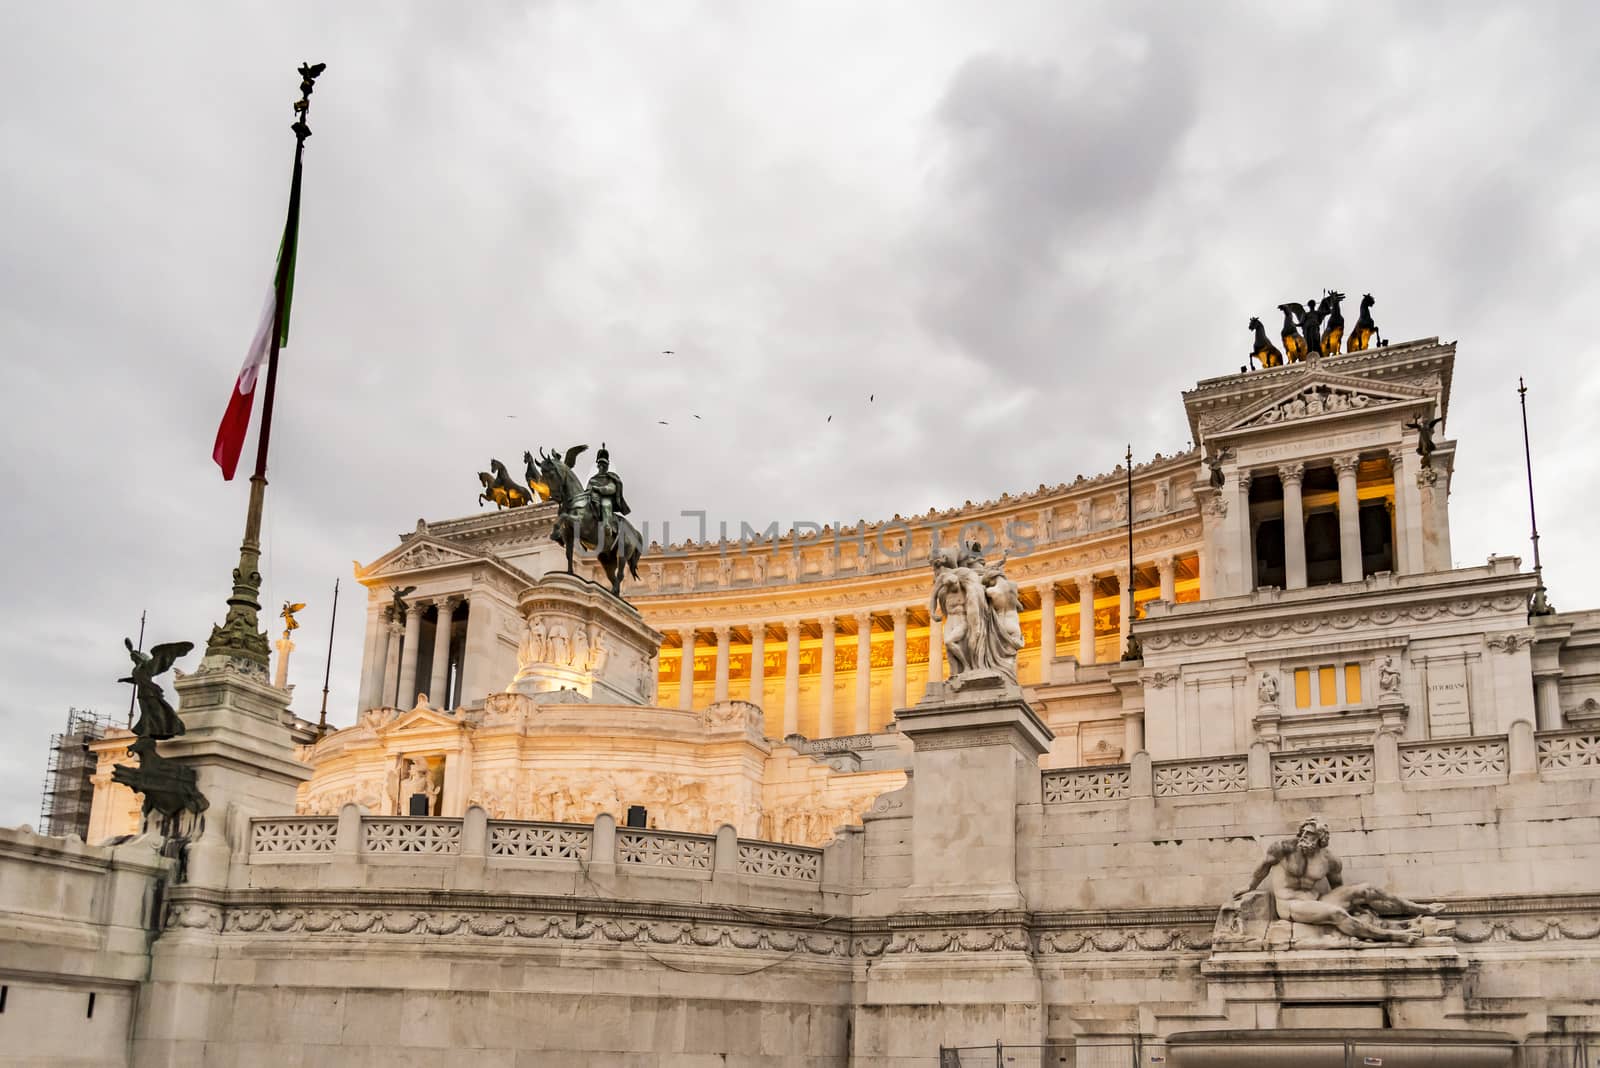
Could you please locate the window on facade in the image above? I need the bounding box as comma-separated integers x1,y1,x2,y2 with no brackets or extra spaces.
1318,665,1338,706
1294,668,1312,709
1345,663,1362,704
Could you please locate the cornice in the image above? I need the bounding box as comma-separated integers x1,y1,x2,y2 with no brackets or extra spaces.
1136,567,1536,653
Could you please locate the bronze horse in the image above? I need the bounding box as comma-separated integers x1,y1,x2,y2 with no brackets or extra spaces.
1248,317,1283,368
1348,294,1380,352
524,449,643,598
1320,291,1346,356
478,459,534,510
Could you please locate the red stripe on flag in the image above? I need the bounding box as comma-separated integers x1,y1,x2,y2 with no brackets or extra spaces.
212,379,257,481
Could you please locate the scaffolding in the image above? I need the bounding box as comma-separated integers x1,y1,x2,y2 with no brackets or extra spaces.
38,707,112,839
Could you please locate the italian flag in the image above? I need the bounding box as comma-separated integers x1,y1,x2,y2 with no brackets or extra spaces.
212,224,298,480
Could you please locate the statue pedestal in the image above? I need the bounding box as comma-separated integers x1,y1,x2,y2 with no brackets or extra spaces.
509,572,663,706
1201,945,1470,1030
162,664,310,887
894,671,1052,912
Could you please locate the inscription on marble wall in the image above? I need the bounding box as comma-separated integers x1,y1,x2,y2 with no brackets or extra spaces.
1424,659,1472,738
1235,428,1393,465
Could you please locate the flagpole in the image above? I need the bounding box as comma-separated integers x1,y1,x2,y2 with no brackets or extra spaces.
1121,445,1142,661
318,578,339,735
1519,378,1555,617
204,63,326,674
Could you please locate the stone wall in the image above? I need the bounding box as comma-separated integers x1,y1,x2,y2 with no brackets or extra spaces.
0,826,171,1067
849,723,1600,1053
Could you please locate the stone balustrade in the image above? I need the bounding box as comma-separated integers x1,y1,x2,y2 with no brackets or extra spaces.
1535,727,1600,775
251,816,338,854
1399,735,1509,782
1041,722,1590,806
247,808,833,892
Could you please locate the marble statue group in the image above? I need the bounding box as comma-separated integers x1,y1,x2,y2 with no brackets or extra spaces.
928,541,1024,684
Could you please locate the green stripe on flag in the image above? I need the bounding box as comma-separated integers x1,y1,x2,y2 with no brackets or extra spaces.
277,215,299,348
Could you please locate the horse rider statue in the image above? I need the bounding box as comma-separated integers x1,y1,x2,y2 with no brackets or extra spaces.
524,445,644,599
585,442,630,555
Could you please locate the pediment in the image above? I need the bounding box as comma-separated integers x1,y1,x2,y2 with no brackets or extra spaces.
379,703,468,735
360,535,482,580
1217,373,1429,435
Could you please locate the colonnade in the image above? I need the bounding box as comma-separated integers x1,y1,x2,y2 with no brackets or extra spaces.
1251,448,1419,592
664,554,1197,737
359,596,469,712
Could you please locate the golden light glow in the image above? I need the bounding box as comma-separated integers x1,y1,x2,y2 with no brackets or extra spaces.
1294,669,1311,709
1319,665,1338,706
1345,663,1363,704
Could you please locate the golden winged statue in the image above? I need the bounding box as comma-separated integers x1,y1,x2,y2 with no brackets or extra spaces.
281,601,307,641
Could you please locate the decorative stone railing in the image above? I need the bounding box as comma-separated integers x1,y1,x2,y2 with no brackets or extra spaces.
247,810,840,892
1042,722,1594,807
1536,728,1600,775
362,817,463,855
617,828,715,871
250,816,337,854
1042,765,1131,803
488,820,591,860
1153,756,1249,797
737,841,822,883
1271,745,1376,790
1399,736,1509,782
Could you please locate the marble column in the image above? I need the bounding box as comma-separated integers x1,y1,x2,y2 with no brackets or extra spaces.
929,613,944,682
1279,462,1307,590
397,601,425,708
1389,445,1425,574
362,608,390,710
783,619,801,735
1124,709,1145,757
747,622,766,705
854,613,873,734
679,627,697,711
381,616,402,707
818,615,837,738
1077,575,1096,666
891,607,908,709
1334,453,1363,583
429,597,458,707
273,638,294,691
1534,671,1564,732
1037,582,1057,684
1158,557,1176,604
713,625,731,703
1235,470,1256,595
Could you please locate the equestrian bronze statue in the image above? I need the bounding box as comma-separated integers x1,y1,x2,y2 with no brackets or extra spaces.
525,445,644,598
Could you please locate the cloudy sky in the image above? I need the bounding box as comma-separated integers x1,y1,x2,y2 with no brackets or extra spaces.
3,2,1597,827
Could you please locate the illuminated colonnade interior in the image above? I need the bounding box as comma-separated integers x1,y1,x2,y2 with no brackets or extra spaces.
653,552,1203,739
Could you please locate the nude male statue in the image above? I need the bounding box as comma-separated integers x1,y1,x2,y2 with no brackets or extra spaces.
1235,818,1446,944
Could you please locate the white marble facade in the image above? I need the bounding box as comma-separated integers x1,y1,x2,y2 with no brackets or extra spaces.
10,339,1600,1065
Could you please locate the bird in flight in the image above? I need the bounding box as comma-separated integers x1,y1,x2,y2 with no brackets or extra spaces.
826,415,833,423
662,350,674,356
869,394,874,402
658,420,669,425
693,414,701,420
